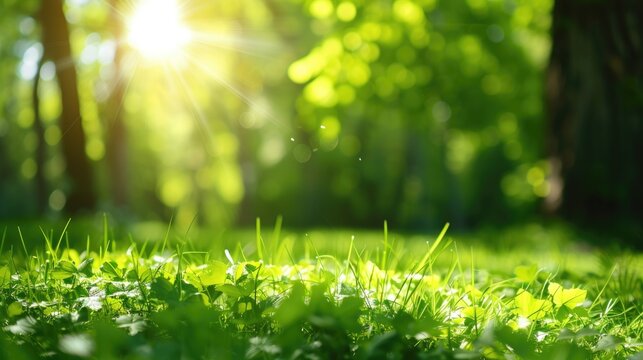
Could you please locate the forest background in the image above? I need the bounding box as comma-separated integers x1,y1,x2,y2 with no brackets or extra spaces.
0,0,641,247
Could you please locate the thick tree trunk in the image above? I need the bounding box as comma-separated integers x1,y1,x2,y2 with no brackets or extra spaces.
546,0,643,226
39,0,97,213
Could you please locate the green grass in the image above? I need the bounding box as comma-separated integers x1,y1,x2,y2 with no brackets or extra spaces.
0,218,641,359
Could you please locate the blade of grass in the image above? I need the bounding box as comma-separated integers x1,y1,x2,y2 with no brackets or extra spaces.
161,214,174,254
270,215,283,263
54,218,72,254
17,227,29,259
256,217,265,261
39,227,57,263
0,226,7,255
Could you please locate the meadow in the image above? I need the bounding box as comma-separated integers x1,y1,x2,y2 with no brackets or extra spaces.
0,218,640,359
2,1,642,359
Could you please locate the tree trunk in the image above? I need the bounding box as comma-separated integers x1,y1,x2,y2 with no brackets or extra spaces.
32,58,47,214
39,0,97,213
546,0,643,227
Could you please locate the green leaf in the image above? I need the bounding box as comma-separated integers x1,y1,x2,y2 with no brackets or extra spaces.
0,266,10,288
541,342,591,360
572,306,589,318
198,261,227,286
275,283,307,327
245,262,259,273
50,271,73,280
338,297,364,332
51,260,77,280
391,311,415,335
137,266,153,282
150,277,179,303
462,305,485,320
217,284,246,299
514,264,538,283
77,258,94,277
514,289,552,320
58,260,77,273
548,282,587,308
494,324,535,358
100,261,122,279
7,302,23,317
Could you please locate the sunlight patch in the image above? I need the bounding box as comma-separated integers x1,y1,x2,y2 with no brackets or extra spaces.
127,0,191,60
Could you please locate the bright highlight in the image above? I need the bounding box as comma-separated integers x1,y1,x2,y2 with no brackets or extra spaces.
127,0,191,60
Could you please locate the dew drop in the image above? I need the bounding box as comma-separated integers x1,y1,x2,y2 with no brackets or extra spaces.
290,137,295,142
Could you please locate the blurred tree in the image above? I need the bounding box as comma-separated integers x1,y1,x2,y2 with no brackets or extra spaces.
0,1,38,216
31,57,47,213
546,0,643,226
39,0,97,213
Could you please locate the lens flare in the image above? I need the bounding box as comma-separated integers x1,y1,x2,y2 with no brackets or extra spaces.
127,0,191,60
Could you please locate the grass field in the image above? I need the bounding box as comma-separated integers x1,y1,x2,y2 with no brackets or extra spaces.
0,218,641,359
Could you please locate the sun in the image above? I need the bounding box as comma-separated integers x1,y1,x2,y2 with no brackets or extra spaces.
127,0,192,60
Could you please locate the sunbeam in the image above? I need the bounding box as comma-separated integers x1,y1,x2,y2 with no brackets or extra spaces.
126,0,192,60
167,61,217,156
100,0,294,158
189,30,280,60
184,55,285,131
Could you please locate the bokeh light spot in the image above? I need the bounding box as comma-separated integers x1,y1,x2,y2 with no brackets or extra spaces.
336,2,357,22
20,158,37,179
49,190,66,211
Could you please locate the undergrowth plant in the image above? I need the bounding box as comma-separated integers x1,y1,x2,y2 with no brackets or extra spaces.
0,218,641,359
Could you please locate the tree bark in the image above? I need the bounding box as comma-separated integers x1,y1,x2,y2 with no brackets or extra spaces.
546,0,643,226
39,0,97,213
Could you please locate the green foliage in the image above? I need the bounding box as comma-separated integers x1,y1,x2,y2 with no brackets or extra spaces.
276,0,554,228
514,289,553,320
0,0,557,230
0,222,641,359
